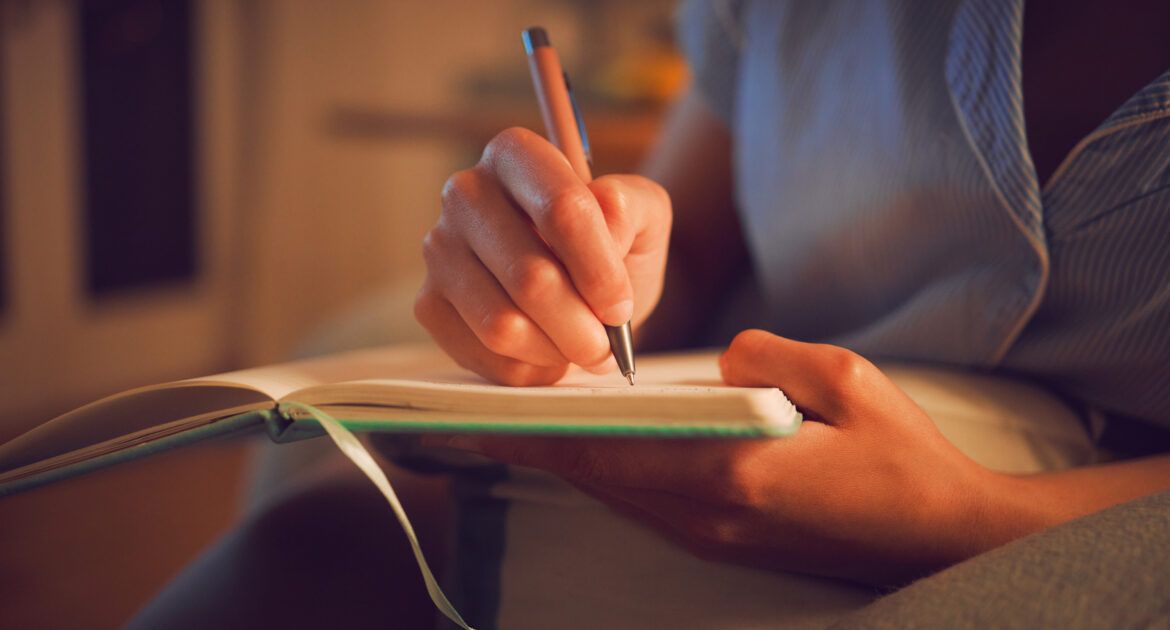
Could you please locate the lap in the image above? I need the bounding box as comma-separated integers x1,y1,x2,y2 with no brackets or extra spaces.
476,363,1102,628
137,362,1105,629
129,448,451,630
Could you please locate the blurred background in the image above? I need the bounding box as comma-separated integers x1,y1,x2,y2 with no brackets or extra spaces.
0,0,684,626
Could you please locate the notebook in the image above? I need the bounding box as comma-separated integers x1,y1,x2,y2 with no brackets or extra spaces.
0,344,801,496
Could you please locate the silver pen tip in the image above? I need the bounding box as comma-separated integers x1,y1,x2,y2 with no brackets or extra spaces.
625,373,634,386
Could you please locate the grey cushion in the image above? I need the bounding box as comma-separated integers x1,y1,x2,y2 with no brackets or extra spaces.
835,490,1170,629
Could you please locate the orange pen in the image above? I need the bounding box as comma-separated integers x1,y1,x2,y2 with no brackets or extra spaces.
522,26,636,385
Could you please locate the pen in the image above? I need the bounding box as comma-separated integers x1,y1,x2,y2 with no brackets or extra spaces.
522,26,636,386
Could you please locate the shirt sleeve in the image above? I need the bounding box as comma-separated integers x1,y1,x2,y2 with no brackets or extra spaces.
675,0,743,126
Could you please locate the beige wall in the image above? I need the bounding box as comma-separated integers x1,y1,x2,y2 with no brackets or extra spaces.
0,0,240,435
0,0,675,436
230,0,603,366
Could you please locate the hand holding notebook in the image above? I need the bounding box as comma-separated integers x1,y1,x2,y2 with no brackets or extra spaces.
425,329,1000,587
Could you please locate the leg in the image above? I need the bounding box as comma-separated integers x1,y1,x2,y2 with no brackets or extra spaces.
129,450,451,630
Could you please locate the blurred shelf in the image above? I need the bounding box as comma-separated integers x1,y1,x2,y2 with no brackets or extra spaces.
326,104,666,172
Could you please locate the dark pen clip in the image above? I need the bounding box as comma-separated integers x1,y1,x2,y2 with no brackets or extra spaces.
564,72,593,170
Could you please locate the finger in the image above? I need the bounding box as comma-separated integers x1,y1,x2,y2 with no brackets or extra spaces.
422,226,566,368
719,329,877,423
577,476,730,523
588,175,672,324
573,480,712,552
413,284,568,386
442,168,611,368
481,127,634,326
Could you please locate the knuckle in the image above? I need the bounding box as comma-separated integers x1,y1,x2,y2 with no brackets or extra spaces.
478,310,528,357
592,178,635,240
421,226,460,268
420,228,444,262
538,187,596,239
440,169,480,212
507,257,564,306
590,176,627,211
705,515,747,548
684,515,745,560
412,287,442,326
727,329,772,360
821,345,872,391
483,126,538,164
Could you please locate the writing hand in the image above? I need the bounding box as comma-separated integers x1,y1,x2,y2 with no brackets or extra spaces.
415,127,671,385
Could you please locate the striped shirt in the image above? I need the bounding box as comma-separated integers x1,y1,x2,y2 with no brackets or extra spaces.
446,2,1170,627
682,0,1170,432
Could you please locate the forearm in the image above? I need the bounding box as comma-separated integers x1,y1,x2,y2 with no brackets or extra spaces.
634,88,747,351
950,453,1170,566
636,243,715,352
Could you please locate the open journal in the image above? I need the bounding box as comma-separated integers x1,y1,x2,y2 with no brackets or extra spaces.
0,344,801,496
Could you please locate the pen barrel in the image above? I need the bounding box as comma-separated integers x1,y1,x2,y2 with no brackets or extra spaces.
524,27,635,383
526,47,593,182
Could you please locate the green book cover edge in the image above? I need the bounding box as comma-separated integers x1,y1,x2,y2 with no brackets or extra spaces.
1,404,798,498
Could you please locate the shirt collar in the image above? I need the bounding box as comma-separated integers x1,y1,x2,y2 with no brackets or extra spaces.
946,0,1170,217
945,0,1044,244
1098,67,1170,132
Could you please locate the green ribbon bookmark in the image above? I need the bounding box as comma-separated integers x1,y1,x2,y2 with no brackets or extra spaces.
280,402,474,630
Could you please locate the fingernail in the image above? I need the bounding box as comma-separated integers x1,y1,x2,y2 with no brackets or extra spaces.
600,300,633,326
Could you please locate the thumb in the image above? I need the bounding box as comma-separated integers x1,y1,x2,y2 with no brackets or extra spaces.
719,329,875,424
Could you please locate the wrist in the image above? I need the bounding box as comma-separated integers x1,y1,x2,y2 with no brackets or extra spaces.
946,468,1054,562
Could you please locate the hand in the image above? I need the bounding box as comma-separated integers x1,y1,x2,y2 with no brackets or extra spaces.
422,329,1013,585
415,127,672,385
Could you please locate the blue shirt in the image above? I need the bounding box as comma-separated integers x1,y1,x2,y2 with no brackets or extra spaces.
441,4,1170,626
680,0,1170,430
